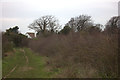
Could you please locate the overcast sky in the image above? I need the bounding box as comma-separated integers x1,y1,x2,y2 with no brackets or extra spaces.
0,0,119,34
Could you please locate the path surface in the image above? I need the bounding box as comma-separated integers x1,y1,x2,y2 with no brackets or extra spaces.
21,49,29,64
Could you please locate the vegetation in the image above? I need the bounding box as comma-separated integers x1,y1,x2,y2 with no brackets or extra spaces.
3,48,57,78
59,26,71,35
28,32,118,78
2,15,120,78
65,15,93,32
28,15,60,37
2,26,29,56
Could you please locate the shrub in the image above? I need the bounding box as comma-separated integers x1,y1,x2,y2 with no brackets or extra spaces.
28,32,118,78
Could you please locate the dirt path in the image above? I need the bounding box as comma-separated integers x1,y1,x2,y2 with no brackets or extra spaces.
22,49,29,64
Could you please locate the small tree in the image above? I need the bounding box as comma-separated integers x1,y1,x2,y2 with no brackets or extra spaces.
59,26,71,35
86,25,102,34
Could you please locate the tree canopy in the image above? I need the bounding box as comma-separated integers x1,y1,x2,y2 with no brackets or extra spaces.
6,26,19,34
104,16,120,34
66,15,93,32
28,15,60,34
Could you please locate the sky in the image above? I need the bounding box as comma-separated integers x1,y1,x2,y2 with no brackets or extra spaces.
0,0,119,34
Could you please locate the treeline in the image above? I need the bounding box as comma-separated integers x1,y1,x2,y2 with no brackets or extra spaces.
28,15,120,37
2,15,120,77
28,15,103,37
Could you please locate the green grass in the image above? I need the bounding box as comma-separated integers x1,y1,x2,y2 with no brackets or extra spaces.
2,48,57,78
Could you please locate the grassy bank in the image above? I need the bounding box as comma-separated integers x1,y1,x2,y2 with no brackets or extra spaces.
2,48,58,78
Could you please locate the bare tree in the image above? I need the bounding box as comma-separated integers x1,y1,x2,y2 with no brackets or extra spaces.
104,16,120,34
28,15,60,33
105,16,120,28
66,15,93,32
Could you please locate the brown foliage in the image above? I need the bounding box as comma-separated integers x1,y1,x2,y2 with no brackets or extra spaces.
28,32,118,78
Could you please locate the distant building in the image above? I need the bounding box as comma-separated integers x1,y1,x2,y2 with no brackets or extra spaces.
118,1,120,16
26,32,36,38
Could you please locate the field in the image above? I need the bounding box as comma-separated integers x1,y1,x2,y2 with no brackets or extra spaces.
2,48,59,78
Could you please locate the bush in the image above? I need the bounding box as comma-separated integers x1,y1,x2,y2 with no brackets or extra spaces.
2,33,14,57
59,26,71,35
2,26,29,57
28,32,118,78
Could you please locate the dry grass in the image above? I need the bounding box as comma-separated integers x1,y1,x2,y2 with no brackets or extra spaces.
28,32,118,78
